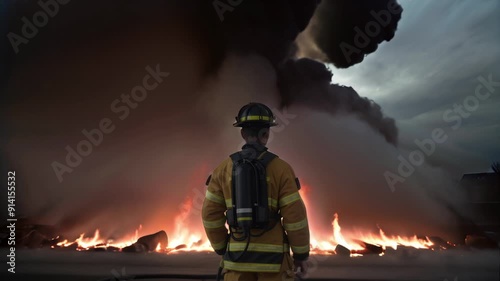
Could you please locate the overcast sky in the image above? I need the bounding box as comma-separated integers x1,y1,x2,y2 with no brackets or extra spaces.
332,0,500,173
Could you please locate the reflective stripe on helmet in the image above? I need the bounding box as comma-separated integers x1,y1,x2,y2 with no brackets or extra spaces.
240,115,271,121
233,103,278,127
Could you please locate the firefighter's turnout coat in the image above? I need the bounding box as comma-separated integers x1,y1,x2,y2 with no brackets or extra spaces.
202,145,310,273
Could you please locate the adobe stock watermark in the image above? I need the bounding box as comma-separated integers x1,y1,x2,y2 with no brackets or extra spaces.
384,74,500,192
340,0,402,64
213,0,244,22
51,64,170,183
7,0,71,54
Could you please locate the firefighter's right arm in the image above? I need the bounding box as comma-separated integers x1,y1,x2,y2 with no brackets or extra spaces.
279,163,310,261
202,172,229,255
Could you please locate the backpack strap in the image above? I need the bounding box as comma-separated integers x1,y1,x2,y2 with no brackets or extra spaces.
228,152,243,212
257,151,281,223
257,151,278,167
229,152,242,163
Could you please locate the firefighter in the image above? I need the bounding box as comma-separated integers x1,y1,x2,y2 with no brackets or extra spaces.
202,102,310,281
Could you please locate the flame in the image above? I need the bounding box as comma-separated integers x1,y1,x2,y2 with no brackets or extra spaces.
53,183,438,255
302,183,434,256
332,213,363,251
56,225,143,250
166,197,212,252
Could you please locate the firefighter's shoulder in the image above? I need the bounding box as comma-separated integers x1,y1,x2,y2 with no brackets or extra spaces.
210,158,233,180
267,156,294,172
268,156,301,186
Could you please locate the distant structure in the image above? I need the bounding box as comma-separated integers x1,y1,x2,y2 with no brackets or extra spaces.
459,172,500,235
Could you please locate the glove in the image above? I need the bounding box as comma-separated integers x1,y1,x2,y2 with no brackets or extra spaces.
293,259,308,279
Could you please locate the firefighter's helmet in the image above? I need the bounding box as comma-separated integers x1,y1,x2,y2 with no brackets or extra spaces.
233,103,278,127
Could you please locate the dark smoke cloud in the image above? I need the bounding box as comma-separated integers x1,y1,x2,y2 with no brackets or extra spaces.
302,0,403,68
200,0,402,69
197,0,401,144
277,58,398,145
193,0,319,71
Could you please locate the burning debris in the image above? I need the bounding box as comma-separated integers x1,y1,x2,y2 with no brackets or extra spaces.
351,240,384,256
334,245,350,257
123,231,168,253
4,197,497,257
0,214,473,257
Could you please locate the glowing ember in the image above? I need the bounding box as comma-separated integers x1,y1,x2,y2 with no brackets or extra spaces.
53,184,438,255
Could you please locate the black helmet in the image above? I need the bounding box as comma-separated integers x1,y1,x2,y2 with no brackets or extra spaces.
233,103,278,127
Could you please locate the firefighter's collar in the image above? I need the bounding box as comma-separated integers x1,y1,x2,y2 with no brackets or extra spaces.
241,142,268,153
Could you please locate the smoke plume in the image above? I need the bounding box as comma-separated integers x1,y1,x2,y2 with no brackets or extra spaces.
297,0,403,68
277,58,398,145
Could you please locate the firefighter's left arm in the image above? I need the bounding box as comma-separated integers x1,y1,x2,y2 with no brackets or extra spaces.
202,172,228,255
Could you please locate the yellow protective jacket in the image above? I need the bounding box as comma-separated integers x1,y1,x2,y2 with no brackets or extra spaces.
202,149,310,273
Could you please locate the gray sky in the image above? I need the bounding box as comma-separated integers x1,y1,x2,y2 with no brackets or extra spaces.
332,0,500,173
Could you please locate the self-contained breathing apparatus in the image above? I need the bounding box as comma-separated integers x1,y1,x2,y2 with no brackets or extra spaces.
224,146,280,261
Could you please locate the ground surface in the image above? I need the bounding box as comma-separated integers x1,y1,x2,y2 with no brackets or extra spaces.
0,249,499,281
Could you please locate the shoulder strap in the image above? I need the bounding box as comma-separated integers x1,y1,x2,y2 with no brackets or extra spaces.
229,152,242,164
257,151,278,167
